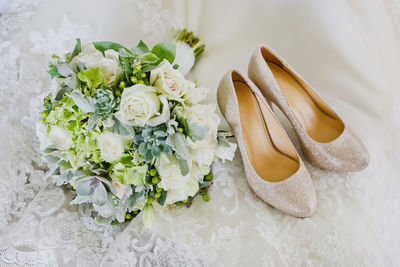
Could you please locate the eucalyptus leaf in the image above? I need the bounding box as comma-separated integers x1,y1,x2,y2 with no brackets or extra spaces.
178,159,190,176
70,195,91,205
69,90,95,113
76,179,93,196
44,155,60,164
93,41,132,55
166,132,189,160
140,64,161,73
92,184,108,205
128,190,144,207
97,176,117,195
109,117,135,138
151,42,176,63
88,113,103,130
119,48,134,58
63,74,79,90
96,216,113,224
47,65,63,79
55,87,72,101
217,136,230,147
56,64,74,77
131,40,150,55
140,53,159,63
151,146,161,157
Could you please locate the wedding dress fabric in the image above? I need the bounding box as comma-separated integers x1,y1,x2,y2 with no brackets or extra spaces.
0,0,399,266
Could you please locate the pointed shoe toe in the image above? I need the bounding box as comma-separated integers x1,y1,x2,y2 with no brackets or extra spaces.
302,127,370,172
246,163,317,218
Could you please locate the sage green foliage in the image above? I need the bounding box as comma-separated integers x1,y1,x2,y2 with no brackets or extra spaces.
133,123,173,163
94,87,117,116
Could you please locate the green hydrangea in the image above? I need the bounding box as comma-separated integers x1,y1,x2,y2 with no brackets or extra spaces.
94,87,116,116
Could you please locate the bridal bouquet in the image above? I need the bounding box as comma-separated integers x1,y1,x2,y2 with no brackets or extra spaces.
37,31,236,227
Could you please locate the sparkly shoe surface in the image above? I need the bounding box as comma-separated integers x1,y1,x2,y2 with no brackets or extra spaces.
217,69,316,217
249,45,369,172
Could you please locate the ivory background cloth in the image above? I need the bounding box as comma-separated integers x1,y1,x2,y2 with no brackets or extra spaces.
0,0,399,266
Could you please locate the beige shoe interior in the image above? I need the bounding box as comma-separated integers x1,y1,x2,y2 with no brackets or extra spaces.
233,73,299,182
261,48,345,143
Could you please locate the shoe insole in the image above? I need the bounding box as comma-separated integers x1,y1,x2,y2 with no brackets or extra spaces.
235,81,299,182
267,62,344,143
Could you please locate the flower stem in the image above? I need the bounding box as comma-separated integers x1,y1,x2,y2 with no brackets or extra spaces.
175,29,206,61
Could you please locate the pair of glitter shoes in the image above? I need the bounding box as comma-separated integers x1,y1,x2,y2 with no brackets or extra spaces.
217,45,369,217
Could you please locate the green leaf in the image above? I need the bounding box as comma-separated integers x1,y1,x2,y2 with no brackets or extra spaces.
157,190,167,206
109,117,135,137
120,154,134,167
66,38,81,63
178,159,190,176
96,216,113,224
140,63,161,73
88,113,103,130
55,87,73,101
76,179,93,196
166,132,189,160
63,75,80,90
44,102,52,111
140,53,160,63
132,40,150,55
93,41,132,55
92,183,108,205
71,38,81,59
128,190,144,206
56,64,74,77
217,136,230,147
177,116,189,134
151,146,161,157
44,155,60,164
151,42,176,63
47,65,63,79
119,48,134,58
70,195,92,205
69,90,95,113
58,160,72,169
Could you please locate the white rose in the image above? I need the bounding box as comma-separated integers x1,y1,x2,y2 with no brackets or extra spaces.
155,154,202,204
186,104,220,167
97,131,127,162
72,44,122,86
184,86,209,104
47,125,72,151
150,60,190,100
115,84,163,127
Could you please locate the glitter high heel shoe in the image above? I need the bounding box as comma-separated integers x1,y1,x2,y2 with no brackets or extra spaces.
217,69,316,217
249,45,369,172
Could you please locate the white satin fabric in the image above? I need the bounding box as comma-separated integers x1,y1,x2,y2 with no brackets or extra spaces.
0,0,399,266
